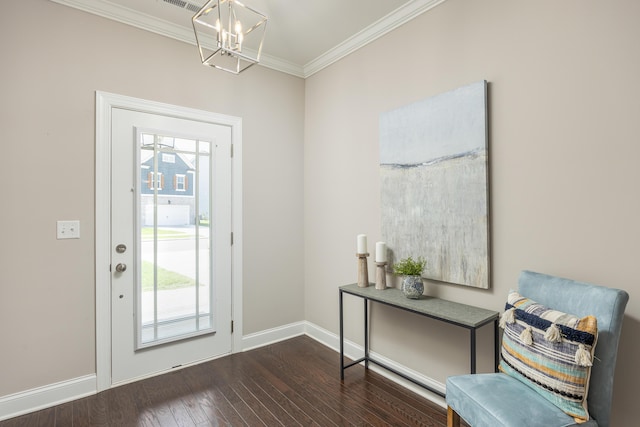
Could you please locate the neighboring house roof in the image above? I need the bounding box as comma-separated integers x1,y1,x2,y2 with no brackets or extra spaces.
140,151,196,170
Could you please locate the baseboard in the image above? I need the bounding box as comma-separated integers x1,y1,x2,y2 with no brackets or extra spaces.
303,320,364,360
303,321,446,408
0,375,96,422
1,321,444,421
364,352,446,408
241,321,306,351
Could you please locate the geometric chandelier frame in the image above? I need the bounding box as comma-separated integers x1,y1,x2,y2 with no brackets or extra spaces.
192,0,268,74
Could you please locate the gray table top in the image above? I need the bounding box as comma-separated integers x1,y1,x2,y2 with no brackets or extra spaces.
340,283,499,328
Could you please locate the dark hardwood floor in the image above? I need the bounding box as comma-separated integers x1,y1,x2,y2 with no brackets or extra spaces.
0,336,451,426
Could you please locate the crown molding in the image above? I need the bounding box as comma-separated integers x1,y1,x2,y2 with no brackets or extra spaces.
258,53,306,78
303,0,448,78
49,0,306,77
49,0,198,45
48,0,447,79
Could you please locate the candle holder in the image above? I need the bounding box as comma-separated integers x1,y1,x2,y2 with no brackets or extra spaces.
356,253,370,287
375,261,387,290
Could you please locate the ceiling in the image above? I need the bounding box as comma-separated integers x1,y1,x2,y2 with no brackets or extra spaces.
49,0,447,78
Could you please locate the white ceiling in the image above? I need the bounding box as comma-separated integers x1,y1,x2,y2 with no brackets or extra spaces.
49,0,447,78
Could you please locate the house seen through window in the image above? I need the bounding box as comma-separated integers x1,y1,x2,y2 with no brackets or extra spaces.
137,132,212,348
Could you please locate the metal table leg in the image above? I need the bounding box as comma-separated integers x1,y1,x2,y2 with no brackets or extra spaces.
340,290,344,380
364,298,369,369
494,318,500,372
470,328,477,374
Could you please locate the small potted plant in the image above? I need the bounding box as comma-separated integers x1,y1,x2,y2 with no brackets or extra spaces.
393,256,426,299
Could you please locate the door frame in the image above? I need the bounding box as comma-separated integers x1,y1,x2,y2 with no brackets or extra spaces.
95,91,243,391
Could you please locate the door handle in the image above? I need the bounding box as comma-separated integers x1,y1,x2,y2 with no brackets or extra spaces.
115,263,127,273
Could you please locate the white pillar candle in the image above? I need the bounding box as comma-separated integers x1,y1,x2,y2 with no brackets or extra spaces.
357,234,367,254
375,242,387,262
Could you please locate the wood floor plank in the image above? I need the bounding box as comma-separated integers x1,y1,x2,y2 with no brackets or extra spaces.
87,392,111,426
248,367,341,426
139,376,181,427
259,339,412,426
190,389,231,427
162,371,208,427
71,395,91,426
365,373,448,426
306,341,444,426
205,387,249,426
244,349,349,426
107,385,135,426
242,377,313,427
127,378,165,427
180,366,237,426
0,414,28,427
247,346,393,426
351,372,441,427
53,402,73,426
217,383,267,426
0,336,450,427
303,335,447,426
181,388,216,426
237,380,299,426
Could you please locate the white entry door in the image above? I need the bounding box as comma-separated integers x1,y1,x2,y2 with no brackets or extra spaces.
110,107,232,385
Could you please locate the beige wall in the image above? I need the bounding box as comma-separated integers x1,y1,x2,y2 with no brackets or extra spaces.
304,0,640,425
0,0,304,396
2,0,640,424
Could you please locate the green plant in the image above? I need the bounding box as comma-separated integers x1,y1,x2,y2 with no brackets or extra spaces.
392,256,426,276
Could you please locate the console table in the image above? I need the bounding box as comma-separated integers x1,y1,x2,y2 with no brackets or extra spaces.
339,283,500,398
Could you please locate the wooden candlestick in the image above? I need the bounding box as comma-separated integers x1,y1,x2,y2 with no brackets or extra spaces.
375,261,387,290
356,253,370,287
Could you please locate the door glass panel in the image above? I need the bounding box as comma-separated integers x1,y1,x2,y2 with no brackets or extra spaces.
137,131,214,349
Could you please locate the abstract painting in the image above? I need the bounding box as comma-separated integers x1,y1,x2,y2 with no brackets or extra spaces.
380,81,489,288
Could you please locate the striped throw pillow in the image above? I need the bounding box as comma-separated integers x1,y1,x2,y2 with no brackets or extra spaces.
498,291,598,423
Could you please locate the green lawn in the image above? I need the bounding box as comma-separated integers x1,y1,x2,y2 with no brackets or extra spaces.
141,226,209,240
141,261,196,291
141,227,190,240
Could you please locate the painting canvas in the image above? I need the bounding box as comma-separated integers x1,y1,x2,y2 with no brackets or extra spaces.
380,81,489,289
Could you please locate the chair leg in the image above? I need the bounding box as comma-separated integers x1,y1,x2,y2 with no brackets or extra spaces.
447,406,461,427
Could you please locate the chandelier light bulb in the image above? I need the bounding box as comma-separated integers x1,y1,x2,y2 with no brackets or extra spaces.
238,32,244,51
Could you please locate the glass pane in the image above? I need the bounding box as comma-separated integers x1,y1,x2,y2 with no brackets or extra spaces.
199,141,210,154
141,133,155,146
198,152,211,327
157,135,175,148
137,133,214,348
174,138,196,152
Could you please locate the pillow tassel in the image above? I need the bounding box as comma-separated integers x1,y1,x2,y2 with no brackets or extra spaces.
575,344,593,367
520,326,534,345
499,307,516,328
544,323,562,342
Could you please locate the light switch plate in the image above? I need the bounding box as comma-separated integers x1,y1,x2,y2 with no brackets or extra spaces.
57,220,80,239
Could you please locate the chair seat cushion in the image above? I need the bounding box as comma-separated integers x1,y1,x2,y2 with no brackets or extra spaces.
446,373,598,427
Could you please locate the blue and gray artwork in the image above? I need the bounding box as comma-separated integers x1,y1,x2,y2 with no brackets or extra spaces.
380,81,489,289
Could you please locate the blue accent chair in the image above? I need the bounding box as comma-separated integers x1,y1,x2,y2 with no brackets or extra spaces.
446,270,629,427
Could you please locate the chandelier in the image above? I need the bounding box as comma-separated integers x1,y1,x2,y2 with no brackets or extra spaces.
192,0,268,74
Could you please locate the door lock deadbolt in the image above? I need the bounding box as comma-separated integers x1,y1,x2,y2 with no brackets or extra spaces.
115,244,127,253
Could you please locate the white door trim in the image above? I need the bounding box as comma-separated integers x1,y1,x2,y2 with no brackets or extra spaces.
95,91,243,392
